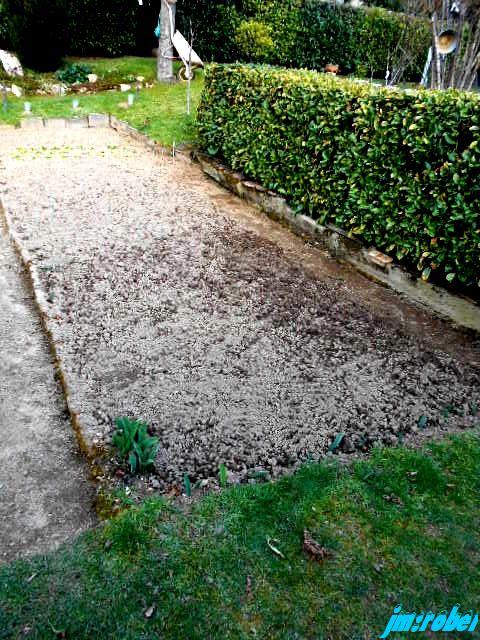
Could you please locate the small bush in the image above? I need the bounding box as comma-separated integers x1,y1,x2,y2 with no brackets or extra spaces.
56,63,92,85
3,0,68,71
235,19,274,61
197,64,480,289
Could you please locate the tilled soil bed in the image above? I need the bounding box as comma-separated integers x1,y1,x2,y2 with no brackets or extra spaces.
0,126,479,490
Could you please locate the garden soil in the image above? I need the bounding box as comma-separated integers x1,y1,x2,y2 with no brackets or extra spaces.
0,125,478,496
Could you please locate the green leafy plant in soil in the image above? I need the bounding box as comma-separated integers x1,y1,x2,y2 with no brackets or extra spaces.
197,64,480,291
113,417,159,474
56,63,92,85
1,432,479,639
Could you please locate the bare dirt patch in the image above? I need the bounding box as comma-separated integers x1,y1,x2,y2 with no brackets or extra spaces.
0,126,478,493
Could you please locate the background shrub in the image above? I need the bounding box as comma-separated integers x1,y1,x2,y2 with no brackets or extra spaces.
176,0,242,62
3,0,68,71
357,7,430,80
197,64,480,290
67,0,139,57
235,19,274,61
296,2,361,74
180,0,429,82
0,1,12,50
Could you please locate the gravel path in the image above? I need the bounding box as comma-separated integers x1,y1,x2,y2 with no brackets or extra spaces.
0,218,95,563
0,126,478,491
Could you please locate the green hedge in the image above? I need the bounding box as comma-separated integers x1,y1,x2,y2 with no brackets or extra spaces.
181,1,430,82
197,64,480,289
295,3,430,80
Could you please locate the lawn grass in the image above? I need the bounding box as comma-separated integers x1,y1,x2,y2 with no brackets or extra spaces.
0,57,203,146
1,433,479,639
70,55,159,83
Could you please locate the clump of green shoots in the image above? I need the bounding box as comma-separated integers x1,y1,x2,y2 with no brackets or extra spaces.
112,417,159,474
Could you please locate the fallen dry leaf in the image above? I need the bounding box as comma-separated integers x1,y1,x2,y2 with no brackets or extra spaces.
246,575,253,600
164,485,181,499
266,537,285,559
144,605,156,619
383,494,403,505
303,530,332,562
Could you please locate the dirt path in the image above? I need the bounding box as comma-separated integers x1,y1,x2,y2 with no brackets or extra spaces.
0,222,95,563
0,126,478,494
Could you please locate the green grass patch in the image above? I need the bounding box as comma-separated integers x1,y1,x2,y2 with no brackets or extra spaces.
68,55,159,84
1,433,479,639
0,57,203,146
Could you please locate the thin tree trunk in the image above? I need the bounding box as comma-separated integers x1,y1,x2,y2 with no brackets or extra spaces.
157,0,177,83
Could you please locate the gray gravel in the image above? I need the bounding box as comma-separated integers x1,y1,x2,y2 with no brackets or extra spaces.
0,126,478,490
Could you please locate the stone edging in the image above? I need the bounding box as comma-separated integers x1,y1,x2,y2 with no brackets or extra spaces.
0,200,101,464
193,151,480,333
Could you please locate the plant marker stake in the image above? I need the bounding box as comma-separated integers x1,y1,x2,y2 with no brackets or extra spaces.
186,20,193,115
2,84,7,113
127,93,135,107
72,99,79,110
23,101,31,114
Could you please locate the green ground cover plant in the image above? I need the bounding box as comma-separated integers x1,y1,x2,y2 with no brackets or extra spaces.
0,433,479,638
197,64,480,290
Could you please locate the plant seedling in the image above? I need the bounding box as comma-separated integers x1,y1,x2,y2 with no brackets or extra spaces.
113,417,159,474
219,463,228,488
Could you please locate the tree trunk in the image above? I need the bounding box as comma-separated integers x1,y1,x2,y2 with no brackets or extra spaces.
157,0,177,83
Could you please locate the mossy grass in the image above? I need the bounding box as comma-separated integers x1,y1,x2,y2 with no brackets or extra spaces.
1,432,479,639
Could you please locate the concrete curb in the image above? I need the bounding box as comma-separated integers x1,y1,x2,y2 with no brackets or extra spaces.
0,201,103,465
193,151,480,333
